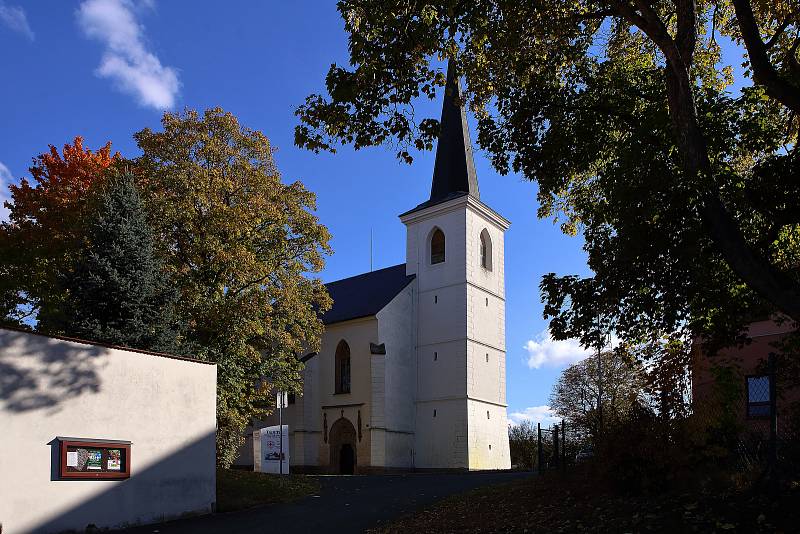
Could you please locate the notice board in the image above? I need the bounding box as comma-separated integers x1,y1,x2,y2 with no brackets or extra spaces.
57,437,131,479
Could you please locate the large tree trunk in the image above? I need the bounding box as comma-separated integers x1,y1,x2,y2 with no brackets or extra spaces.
663,59,800,323
613,0,800,322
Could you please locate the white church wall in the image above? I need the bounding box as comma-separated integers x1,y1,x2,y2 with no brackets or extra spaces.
466,342,505,403
296,356,321,466
464,201,512,470
467,285,506,351
465,206,507,297
417,283,467,348
418,339,467,399
404,200,468,289
466,399,512,470
376,282,417,468
316,318,377,469
414,399,469,469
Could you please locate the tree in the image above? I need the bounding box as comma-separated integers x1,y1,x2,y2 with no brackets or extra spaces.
57,174,183,354
508,420,538,469
0,137,120,329
550,350,647,440
294,1,800,350
134,108,332,466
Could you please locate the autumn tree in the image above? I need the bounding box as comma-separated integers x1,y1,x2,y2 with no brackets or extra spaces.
57,175,183,354
294,1,800,352
0,137,120,329
550,349,648,440
508,420,538,469
134,108,332,466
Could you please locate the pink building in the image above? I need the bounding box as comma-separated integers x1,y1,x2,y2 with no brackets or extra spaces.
692,318,798,436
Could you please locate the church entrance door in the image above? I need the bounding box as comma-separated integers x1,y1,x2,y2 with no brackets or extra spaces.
328,417,357,474
340,444,355,474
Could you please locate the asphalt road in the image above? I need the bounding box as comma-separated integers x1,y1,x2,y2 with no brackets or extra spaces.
117,471,532,534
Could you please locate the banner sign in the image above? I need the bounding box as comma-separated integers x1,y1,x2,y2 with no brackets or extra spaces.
257,425,289,474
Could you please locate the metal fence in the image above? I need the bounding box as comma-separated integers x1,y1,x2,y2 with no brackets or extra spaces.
534,420,587,473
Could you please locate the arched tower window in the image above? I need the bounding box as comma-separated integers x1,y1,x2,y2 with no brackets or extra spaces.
335,340,351,394
480,229,493,271
430,228,446,265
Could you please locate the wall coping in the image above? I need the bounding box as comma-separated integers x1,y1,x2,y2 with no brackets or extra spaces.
0,326,215,365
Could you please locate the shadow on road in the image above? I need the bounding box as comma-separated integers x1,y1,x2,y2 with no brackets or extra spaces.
117,471,533,534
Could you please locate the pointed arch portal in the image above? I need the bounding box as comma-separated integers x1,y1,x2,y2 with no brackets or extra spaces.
328,417,357,474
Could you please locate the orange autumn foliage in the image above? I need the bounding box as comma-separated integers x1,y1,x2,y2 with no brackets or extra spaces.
7,136,119,241
1,136,121,330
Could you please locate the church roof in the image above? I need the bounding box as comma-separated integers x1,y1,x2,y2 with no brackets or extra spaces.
321,264,415,325
403,60,479,216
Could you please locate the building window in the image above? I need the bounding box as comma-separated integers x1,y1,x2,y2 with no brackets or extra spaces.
746,375,771,418
434,351,438,361
430,228,446,264
480,229,493,271
335,340,351,394
433,409,437,417
288,392,296,405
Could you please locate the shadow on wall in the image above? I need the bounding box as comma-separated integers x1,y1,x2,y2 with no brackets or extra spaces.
30,432,217,533
0,329,104,413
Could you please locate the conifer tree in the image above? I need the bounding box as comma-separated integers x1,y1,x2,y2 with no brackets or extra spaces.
60,174,182,354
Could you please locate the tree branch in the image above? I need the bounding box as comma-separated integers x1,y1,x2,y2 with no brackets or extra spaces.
732,0,800,113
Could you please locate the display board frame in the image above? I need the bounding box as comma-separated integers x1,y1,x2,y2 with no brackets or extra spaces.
57,437,131,480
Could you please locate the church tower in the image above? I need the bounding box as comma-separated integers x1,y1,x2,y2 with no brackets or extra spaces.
401,61,511,469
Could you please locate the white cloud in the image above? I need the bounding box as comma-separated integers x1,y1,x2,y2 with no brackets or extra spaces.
77,0,179,109
0,161,13,222
0,2,34,41
524,329,593,369
508,405,561,427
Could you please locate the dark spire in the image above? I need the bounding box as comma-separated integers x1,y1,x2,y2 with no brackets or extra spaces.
429,60,479,202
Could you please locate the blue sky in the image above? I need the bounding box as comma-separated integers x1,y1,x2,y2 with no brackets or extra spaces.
0,1,747,427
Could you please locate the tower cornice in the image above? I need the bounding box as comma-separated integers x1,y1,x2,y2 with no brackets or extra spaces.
399,193,510,230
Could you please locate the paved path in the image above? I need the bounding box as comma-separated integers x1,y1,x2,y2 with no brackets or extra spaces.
119,471,532,534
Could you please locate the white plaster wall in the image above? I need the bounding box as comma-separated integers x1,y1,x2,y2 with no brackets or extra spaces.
466,399,512,470
418,339,467,399
465,202,511,470
467,285,506,350
466,342,505,403
299,355,321,466
403,196,511,470
413,399,468,469
404,201,467,289
417,284,467,348
315,319,376,469
376,282,416,468
402,199,472,469
0,329,217,534
465,206,506,297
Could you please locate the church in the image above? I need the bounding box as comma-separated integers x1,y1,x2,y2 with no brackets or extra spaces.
265,62,511,473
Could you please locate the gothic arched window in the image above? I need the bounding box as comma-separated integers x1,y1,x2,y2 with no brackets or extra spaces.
335,340,351,394
480,229,493,271
430,228,446,265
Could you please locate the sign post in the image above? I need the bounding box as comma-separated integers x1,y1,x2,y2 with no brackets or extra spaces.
277,391,286,474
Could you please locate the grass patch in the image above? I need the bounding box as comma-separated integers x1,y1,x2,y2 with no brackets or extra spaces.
216,468,320,513
371,466,800,533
